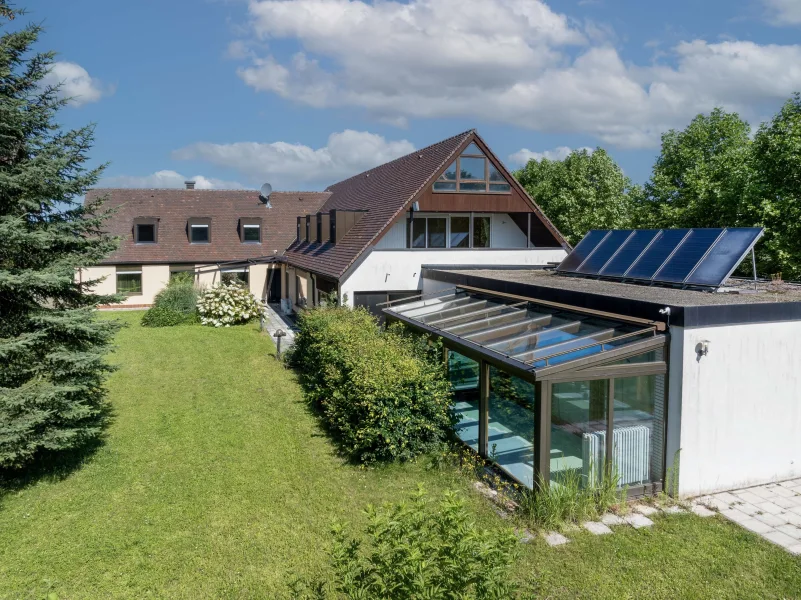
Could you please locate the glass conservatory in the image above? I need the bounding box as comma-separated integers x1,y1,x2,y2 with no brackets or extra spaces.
383,286,669,496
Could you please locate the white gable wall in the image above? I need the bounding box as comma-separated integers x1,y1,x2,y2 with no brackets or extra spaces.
675,320,801,497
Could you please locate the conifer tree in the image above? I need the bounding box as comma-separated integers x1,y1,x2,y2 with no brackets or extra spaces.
0,2,119,469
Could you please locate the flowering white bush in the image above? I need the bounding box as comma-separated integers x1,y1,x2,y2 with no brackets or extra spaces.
196,283,263,327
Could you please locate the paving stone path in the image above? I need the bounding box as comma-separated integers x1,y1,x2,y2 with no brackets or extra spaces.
695,477,801,556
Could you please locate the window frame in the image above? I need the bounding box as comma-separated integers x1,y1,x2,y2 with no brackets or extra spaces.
406,213,494,249
239,218,262,244
116,266,143,296
188,218,211,244
133,217,159,244
221,268,249,286
432,144,512,194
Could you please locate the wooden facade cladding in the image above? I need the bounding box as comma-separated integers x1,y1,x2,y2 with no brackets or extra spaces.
417,187,533,213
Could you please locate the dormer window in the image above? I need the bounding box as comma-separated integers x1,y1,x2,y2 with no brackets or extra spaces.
133,217,158,244
433,143,512,193
239,218,262,243
188,218,211,244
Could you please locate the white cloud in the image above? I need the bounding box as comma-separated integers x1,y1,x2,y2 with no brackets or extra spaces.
232,0,801,148
98,170,246,190
41,61,111,106
762,0,801,25
509,146,593,165
172,129,415,187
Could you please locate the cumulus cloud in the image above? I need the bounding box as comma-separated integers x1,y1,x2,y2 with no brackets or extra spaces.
41,61,111,106
509,146,593,165
232,0,801,148
98,170,245,190
172,129,415,187
762,0,801,25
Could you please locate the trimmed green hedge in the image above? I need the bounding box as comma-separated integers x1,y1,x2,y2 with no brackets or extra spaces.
289,306,455,463
142,273,200,327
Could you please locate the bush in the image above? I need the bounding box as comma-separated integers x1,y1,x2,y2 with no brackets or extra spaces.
288,306,455,463
196,283,262,327
291,487,519,599
141,272,200,327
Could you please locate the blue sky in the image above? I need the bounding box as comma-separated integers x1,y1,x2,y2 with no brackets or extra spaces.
26,0,801,190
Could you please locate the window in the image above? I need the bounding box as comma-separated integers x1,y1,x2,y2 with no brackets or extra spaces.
170,268,194,282
188,219,211,244
432,143,512,193
427,217,446,248
136,223,155,243
449,351,480,451
116,267,142,295
450,216,470,248
409,218,427,248
473,216,491,248
243,224,260,243
221,269,249,286
489,367,536,488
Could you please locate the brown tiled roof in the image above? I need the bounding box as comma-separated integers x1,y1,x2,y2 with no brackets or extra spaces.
86,188,330,264
284,130,475,279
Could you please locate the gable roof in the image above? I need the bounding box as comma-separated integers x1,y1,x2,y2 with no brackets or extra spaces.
86,188,330,265
284,129,568,280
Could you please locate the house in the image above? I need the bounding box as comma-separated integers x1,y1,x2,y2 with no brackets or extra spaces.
383,244,801,498
82,129,569,311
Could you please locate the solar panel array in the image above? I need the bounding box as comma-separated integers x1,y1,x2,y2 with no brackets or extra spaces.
556,228,764,288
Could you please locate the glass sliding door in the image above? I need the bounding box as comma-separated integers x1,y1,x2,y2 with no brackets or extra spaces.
550,380,608,488
612,374,665,486
488,367,536,488
448,351,480,451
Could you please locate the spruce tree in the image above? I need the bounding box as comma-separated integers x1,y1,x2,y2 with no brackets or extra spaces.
0,2,120,469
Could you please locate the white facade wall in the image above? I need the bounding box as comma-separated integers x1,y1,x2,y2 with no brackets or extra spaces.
675,321,801,497
339,248,566,307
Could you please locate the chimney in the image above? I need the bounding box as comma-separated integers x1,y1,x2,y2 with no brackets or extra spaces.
185,180,195,190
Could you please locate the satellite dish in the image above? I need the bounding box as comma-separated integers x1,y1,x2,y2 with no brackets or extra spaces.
259,182,273,208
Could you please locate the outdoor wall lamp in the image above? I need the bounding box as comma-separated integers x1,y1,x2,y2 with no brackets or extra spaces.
696,340,711,358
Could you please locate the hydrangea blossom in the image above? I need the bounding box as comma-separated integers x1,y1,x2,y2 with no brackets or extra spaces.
196,283,263,327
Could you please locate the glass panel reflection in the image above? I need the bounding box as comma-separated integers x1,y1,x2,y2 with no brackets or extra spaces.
450,216,470,248
473,216,491,247
612,374,665,485
427,217,447,248
551,379,608,488
459,157,485,180
449,351,480,451
488,367,536,489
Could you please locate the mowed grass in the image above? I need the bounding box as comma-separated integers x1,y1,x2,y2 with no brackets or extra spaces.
1,311,799,599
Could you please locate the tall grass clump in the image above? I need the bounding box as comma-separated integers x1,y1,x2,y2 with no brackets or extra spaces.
141,272,200,327
288,306,456,463
518,465,624,530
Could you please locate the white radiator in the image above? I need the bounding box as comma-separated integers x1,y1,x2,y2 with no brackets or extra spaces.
582,426,650,486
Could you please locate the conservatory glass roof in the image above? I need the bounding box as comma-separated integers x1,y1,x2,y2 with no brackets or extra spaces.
384,287,665,375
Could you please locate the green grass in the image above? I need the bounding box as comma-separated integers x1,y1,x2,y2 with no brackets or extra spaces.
1,312,800,599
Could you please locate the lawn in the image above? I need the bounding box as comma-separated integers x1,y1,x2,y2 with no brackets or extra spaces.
1,311,799,599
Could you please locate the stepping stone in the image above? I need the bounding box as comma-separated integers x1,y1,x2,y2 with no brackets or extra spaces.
691,504,715,517
543,531,569,546
663,505,686,514
600,513,626,526
583,521,612,535
517,529,535,544
624,513,654,529
633,504,660,516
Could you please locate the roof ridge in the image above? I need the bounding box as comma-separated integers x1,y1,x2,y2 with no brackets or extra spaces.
325,129,475,192
88,188,330,194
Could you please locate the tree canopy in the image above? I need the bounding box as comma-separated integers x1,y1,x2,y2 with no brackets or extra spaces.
0,3,119,469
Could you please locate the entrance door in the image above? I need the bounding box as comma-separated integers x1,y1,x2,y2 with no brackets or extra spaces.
267,268,281,303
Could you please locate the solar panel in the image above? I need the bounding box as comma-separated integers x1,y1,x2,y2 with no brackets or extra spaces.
555,227,764,289
556,230,609,273
686,228,764,287
599,229,660,277
654,228,724,283
576,230,634,274
625,229,690,280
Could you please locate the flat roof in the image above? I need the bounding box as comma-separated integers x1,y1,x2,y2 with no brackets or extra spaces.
422,268,801,327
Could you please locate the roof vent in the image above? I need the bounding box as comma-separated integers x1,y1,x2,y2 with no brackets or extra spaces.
185,180,195,190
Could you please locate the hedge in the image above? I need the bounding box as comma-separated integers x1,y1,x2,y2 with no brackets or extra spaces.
289,306,456,463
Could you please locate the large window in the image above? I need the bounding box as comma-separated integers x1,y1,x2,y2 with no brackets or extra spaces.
449,351,480,452
116,267,142,295
473,216,491,248
450,216,470,248
433,143,512,193
407,217,446,248
551,379,608,488
407,214,491,249
488,367,536,488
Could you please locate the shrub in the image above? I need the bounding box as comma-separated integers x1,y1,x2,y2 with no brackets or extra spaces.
141,272,201,327
288,306,455,463
196,283,262,327
291,487,519,599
